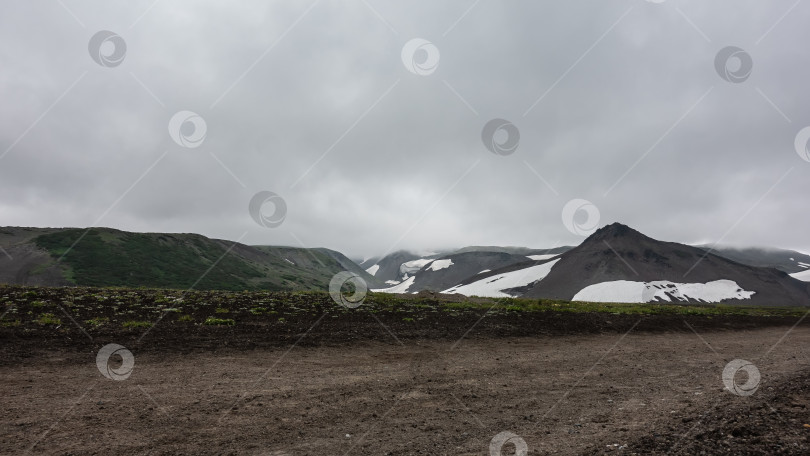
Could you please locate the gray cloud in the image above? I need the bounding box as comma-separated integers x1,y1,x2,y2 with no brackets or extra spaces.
1,0,809,259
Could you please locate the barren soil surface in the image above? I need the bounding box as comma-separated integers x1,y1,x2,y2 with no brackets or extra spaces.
2,326,810,455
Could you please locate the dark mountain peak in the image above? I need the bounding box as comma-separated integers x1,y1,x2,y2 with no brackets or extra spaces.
584,223,650,244
519,222,810,306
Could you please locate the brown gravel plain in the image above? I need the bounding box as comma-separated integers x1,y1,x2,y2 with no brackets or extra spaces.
2,324,810,455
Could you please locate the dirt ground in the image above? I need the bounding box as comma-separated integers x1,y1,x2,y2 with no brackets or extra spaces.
2,325,810,455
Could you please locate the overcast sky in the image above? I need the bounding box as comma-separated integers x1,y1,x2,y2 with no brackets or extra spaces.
2,1,810,259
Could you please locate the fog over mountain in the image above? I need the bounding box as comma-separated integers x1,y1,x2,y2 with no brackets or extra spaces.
2,1,810,260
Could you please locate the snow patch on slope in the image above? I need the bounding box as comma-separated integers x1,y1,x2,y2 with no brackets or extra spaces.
790,269,810,282
573,280,755,303
400,259,433,276
443,259,560,298
427,259,453,271
373,276,416,294
527,254,557,261
365,264,380,276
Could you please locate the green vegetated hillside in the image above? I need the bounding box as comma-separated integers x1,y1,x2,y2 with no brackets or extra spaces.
31,228,379,291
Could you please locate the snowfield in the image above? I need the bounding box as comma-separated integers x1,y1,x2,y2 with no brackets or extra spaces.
427,259,453,271
790,270,810,282
526,254,558,261
373,276,416,294
442,259,560,298
573,279,755,303
365,264,380,276
400,259,433,276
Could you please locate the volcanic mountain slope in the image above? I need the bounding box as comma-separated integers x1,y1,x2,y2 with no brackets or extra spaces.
364,246,572,291
518,223,810,306
704,245,810,274
359,251,430,284
372,250,561,294
451,245,571,256
0,227,381,291
0,227,69,286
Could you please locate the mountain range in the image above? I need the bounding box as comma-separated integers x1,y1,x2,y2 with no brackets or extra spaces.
1,224,809,306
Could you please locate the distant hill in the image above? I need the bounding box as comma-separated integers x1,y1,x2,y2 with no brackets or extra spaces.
359,250,429,283
451,245,572,256
372,250,564,294
0,227,380,291
700,245,810,274
362,245,572,289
